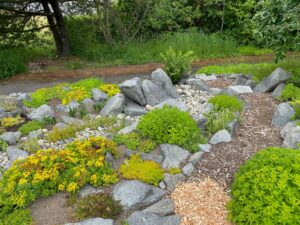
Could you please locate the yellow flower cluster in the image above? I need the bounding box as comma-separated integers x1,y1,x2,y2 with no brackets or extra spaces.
0,136,118,209
61,87,90,105
0,115,25,128
100,84,120,97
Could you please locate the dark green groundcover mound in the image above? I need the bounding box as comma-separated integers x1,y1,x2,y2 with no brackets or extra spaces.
228,147,300,225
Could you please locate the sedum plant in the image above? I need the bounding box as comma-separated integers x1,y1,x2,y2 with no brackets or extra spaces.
161,47,195,84
228,147,300,224
99,83,120,97
0,115,25,128
18,120,44,135
208,95,243,113
280,83,300,101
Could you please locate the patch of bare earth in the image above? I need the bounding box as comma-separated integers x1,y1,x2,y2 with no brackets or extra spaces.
172,178,231,225
205,78,235,89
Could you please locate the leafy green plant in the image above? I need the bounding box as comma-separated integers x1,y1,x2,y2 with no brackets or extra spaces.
280,83,300,101
46,126,77,142
93,101,107,111
0,208,33,225
113,132,156,153
138,106,206,152
18,120,44,135
209,95,243,113
205,109,237,134
228,147,300,225
79,105,88,119
0,139,8,152
168,168,182,175
290,100,300,120
18,138,40,154
288,74,300,88
74,193,122,220
120,154,164,186
41,117,56,126
161,47,195,84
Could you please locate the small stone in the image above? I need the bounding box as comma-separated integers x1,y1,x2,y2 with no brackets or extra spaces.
64,217,114,225
227,86,253,95
163,173,186,191
127,211,181,225
198,144,212,152
182,163,195,177
188,151,204,165
28,129,43,139
209,130,232,145
118,122,138,134
82,98,95,113
78,185,104,198
159,181,166,189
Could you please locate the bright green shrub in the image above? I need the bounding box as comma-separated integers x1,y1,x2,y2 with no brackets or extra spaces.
0,139,8,152
70,77,103,91
0,137,118,216
0,209,33,225
18,138,40,154
18,120,44,135
168,168,182,175
280,83,300,101
289,74,300,88
228,147,300,225
205,109,237,134
138,106,205,152
291,100,300,119
161,47,195,84
120,154,164,186
113,132,156,153
209,95,243,112
46,126,77,142
75,193,122,220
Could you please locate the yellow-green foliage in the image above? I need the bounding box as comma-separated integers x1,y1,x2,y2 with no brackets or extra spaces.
208,95,243,112
0,137,118,216
0,115,25,128
0,96,18,111
168,168,182,175
18,138,40,154
291,100,300,119
100,84,120,97
61,87,90,105
280,83,300,101
0,208,33,225
18,120,44,135
120,154,164,186
46,126,77,142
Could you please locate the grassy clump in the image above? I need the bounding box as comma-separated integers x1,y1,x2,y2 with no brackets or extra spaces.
0,115,25,129
0,137,118,219
18,120,44,135
236,46,273,56
197,58,300,82
208,95,243,113
205,109,237,134
228,147,300,225
0,139,8,152
46,126,77,142
138,106,206,152
113,132,157,153
18,138,40,154
119,154,164,186
75,193,122,220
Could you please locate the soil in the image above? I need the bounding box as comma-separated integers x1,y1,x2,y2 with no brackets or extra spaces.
204,77,235,89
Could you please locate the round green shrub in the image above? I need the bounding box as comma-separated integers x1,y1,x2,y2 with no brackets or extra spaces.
209,95,243,112
137,106,205,152
228,147,300,225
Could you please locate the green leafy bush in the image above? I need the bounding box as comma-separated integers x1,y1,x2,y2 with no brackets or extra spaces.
18,120,44,135
0,139,8,152
205,109,237,134
75,193,122,220
289,74,300,88
138,106,205,152
0,209,33,225
120,154,164,186
280,83,300,101
291,100,300,120
228,147,300,225
161,47,195,84
46,126,77,143
113,132,156,153
209,95,243,112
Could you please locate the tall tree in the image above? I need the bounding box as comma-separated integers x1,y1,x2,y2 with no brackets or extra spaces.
0,0,71,56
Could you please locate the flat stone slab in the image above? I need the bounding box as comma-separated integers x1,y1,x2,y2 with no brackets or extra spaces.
7,146,29,163
127,211,181,225
112,180,165,210
195,74,217,81
160,144,190,169
143,198,175,216
0,131,21,145
65,218,114,225
227,86,253,95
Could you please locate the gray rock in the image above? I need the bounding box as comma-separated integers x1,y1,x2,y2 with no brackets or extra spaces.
68,101,80,110
188,151,204,165
186,78,212,93
201,103,214,114
151,68,179,99
143,199,175,216
160,144,190,169
227,119,239,134
28,129,43,139
112,180,165,210
154,99,188,112
209,130,232,145
61,115,84,126
159,181,166,189
16,93,30,101
210,88,223,95
127,211,181,225
182,163,195,177
100,93,125,116
28,104,55,121
82,98,95,113
124,149,163,164
254,68,291,93
280,121,299,138
272,83,285,99
198,144,212,152
227,86,253,95
272,103,295,127
234,76,255,88
118,122,138,134
142,79,171,106
282,126,300,149
163,173,186,191
7,146,29,162
78,185,104,198
124,100,147,116
192,114,207,130
92,88,108,102
55,122,67,130
195,74,217,81
0,132,22,145
56,104,70,114
119,77,146,105
105,152,116,169
64,218,114,225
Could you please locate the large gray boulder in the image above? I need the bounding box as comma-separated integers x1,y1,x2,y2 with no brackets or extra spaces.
82,98,95,113
28,104,55,121
61,115,84,126
154,99,188,112
64,218,114,225
124,100,147,117
7,146,29,162
143,198,175,216
119,77,146,105
112,180,165,210
142,80,171,106
186,78,212,93
151,68,179,99
0,132,22,145
209,129,232,145
254,68,291,93
92,88,108,102
272,83,285,99
100,93,125,116
160,144,190,169
163,173,186,191
127,211,181,225
272,103,295,127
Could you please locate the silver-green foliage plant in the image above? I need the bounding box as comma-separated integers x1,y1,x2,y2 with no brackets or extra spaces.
161,47,195,84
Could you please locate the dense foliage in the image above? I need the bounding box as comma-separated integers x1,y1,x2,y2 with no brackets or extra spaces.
138,106,205,152
228,147,300,224
18,120,44,135
208,95,243,112
280,84,300,101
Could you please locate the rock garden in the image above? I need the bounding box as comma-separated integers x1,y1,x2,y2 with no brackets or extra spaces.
0,67,300,225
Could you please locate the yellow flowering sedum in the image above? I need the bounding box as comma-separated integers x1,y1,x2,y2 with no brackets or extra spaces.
0,136,118,212
99,84,120,97
61,87,90,105
0,115,25,128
